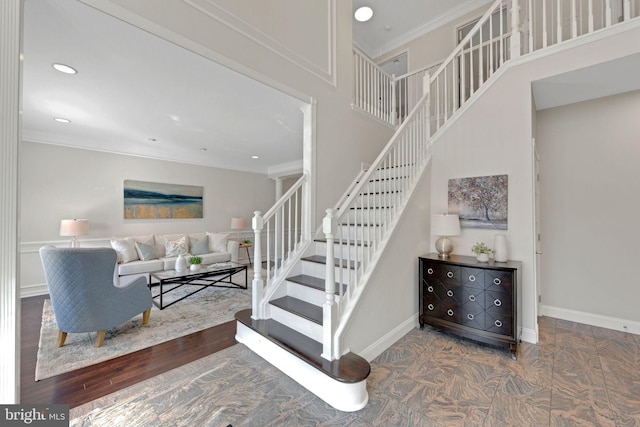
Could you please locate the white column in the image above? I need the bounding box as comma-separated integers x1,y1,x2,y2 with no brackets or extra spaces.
274,177,283,202
0,0,22,404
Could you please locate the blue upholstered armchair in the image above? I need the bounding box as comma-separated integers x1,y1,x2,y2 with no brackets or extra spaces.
39,246,152,348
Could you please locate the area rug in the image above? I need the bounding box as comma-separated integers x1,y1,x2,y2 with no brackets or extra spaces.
35,279,252,381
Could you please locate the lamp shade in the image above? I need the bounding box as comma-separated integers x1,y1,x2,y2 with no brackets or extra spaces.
230,217,246,230
431,214,460,236
59,219,89,237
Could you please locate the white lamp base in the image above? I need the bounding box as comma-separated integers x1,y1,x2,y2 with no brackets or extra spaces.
435,236,453,258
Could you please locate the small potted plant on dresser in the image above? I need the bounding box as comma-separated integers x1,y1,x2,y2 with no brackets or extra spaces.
188,256,202,272
471,242,492,262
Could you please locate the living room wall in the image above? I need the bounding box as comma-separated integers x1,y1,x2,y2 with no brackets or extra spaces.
19,140,275,295
537,90,640,328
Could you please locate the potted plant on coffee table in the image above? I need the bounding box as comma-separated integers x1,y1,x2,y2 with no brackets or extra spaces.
188,256,202,272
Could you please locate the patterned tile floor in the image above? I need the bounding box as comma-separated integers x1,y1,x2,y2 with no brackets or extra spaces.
70,316,640,426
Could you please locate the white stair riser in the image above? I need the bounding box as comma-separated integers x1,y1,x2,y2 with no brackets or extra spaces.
338,224,381,242
269,305,323,342
301,260,357,282
356,193,400,206
371,165,412,180
286,281,327,305
315,240,370,261
361,178,406,193
235,323,369,412
343,208,393,224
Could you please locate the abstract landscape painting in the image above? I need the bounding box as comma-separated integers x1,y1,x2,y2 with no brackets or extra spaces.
124,180,203,219
448,175,508,229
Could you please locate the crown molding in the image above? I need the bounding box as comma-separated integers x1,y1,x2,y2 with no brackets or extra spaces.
183,0,337,86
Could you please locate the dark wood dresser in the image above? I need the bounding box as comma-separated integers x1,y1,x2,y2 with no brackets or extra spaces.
419,253,522,358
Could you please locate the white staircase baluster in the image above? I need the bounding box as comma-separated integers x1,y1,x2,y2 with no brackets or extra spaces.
511,0,522,58
589,0,595,32
605,0,613,26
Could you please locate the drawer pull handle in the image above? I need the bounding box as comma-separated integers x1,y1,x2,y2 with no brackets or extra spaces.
469,295,476,302
427,286,434,293
427,304,434,311
447,309,454,316
493,278,502,285
494,319,503,328
446,290,454,297
427,268,434,274
468,275,476,282
494,299,502,307
447,271,454,278
467,314,474,320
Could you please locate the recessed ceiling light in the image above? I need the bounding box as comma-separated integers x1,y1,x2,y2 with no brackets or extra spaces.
52,63,78,75
354,6,373,22
53,117,71,123
251,155,259,159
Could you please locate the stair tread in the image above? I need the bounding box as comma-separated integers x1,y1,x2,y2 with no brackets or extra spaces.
287,274,347,294
235,309,370,383
270,296,322,325
302,255,360,269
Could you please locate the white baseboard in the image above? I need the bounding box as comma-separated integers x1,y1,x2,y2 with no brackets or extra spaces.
359,314,419,362
21,283,48,298
541,304,640,336
520,326,538,344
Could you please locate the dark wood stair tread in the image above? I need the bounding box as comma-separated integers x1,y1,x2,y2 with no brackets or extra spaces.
270,296,322,325
235,309,370,383
287,274,347,294
302,255,360,269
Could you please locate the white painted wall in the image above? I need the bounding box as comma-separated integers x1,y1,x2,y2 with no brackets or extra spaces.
537,90,640,329
83,0,395,226
20,141,275,294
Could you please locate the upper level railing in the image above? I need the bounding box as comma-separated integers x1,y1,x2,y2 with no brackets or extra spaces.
354,0,640,130
251,173,310,318
352,47,396,125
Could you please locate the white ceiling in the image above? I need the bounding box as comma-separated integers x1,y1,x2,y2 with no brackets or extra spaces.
352,0,493,58
22,0,307,175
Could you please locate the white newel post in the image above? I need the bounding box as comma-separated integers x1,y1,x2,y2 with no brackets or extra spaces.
251,211,264,319
322,209,338,361
423,71,431,96
510,0,522,59
623,0,631,21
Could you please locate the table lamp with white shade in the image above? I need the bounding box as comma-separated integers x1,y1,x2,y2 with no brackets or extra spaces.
230,217,247,241
431,214,460,259
60,218,89,248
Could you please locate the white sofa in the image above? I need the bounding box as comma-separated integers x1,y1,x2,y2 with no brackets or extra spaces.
110,232,239,279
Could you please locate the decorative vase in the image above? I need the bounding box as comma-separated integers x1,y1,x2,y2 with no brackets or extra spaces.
175,254,186,272
476,253,489,263
493,234,508,262
190,264,200,272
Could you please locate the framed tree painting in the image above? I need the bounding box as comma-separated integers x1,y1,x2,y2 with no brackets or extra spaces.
448,174,508,229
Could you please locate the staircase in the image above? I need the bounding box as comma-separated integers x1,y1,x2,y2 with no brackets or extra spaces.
236,0,640,412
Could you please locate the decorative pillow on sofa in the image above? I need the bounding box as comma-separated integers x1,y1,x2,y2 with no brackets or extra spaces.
189,235,209,256
164,236,188,257
135,240,158,261
110,238,139,263
207,232,229,253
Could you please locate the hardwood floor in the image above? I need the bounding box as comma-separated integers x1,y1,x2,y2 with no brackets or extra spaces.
20,294,237,408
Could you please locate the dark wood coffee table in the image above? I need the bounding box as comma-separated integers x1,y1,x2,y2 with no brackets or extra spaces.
149,262,247,309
